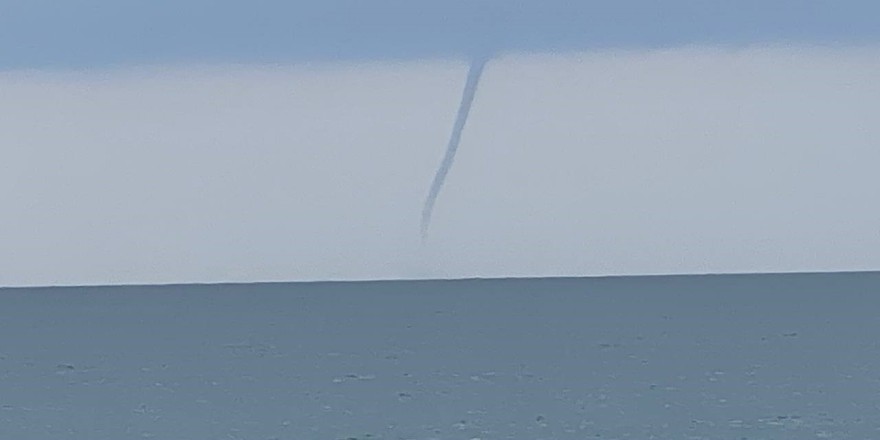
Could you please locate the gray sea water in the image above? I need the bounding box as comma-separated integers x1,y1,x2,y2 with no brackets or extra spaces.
2,271,879,439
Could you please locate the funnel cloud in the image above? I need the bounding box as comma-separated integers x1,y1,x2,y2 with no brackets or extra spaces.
421,57,489,241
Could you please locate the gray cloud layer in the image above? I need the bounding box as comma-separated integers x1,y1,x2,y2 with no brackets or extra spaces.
2,47,879,286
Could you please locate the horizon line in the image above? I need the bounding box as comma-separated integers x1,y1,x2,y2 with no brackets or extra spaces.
3,269,878,291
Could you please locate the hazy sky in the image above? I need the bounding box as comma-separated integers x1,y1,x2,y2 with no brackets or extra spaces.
2,3,880,286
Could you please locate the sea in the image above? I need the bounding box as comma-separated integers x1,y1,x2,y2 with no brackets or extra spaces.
1,271,879,439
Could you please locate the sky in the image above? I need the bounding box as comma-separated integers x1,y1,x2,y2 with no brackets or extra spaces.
2,2,880,286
